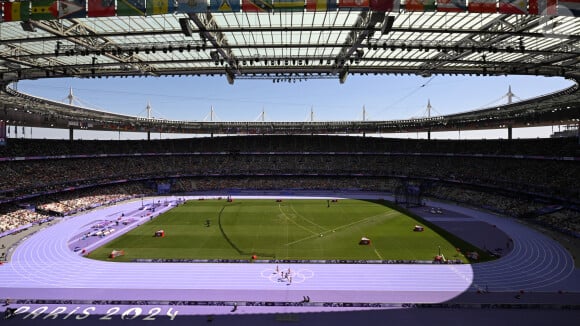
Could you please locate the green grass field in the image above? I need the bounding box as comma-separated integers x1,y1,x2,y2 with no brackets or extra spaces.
88,199,481,262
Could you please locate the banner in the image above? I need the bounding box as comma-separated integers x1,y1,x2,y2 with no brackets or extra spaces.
88,0,115,17
273,0,305,11
558,0,580,16
117,0,147,16
528,0,557,14
30,0,58,20
306,0,338,11
210,0,242,11
338,0,369,10
468,0,497,13
369,0,400,11
436,0,466,12
405,0,435,11
59,0,87,18
242,0,274,11
176,0,208,13
2,1,30,22
147,0,177,15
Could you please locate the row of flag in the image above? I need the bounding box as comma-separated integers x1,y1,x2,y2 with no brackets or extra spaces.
0,0,578,21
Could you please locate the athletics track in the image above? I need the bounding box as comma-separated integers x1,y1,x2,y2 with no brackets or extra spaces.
0,192,579,325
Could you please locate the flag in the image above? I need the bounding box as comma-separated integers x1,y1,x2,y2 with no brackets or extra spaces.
273,0,305,11
117,0,147,16
147,0,177,15
88,0,115,17
498,0,527,14
436,0,466,12
528,0,556,14
3,1,30,22
468,0,497,13
405,0,435,11
176,0,208,13
305,0,337,11
338,0,369,10
242,0,274,11
210,0,242,11
558,0,580,16
59,1,87,18
30,0,58,20
369,0,400,11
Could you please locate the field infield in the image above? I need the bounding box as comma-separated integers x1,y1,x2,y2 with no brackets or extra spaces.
88,199,482,263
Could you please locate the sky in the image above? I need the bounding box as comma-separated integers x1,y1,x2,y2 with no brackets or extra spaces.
10,73,576,140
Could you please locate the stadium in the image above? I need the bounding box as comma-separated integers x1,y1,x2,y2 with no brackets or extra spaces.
0,1,580,325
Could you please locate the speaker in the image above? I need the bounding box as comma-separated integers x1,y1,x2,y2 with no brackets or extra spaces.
178,18,192,36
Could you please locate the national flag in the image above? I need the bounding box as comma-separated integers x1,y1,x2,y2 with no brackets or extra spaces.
59,1,87,18
147,0,177,15
117,0,147,16
558,0,580,16
498,0,527,14
305,0,337,11
405,0,435,11
436,0,466,12
242,0,274,11
3,1,30,22
88,0,115,17
273,0,305,11
528,0,556,14
369,0,400,11
176,0,208,13
338,0,369,10
210,0,242,11
30,0,58,20
468,0,497,13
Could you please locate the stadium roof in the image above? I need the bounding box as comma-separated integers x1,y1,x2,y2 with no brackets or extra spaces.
0,2,579,84
0,2,579,135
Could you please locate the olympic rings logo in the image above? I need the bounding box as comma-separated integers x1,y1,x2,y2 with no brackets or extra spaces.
260,267,314,285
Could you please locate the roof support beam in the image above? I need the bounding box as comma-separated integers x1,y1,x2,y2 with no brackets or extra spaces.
334,11,385,83
188,12,239,84
17,19,156,78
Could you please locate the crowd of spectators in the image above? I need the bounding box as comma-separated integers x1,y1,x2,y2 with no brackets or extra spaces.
0,135,578,236
426,184,545,217
534,209,580,238
0,206,47,234
172,176,398,193
425,184,579,237
0,153,577,201
0,183,152,233
1,135,579,157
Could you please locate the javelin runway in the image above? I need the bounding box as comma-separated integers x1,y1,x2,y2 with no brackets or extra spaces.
0,194,577,322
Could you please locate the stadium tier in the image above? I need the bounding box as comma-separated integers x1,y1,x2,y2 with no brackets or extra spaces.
0,135,578,237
